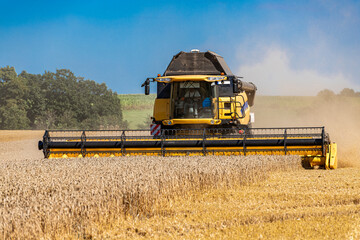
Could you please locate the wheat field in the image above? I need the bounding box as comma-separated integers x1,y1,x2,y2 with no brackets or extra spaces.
1,152,301,239
1,128,360,239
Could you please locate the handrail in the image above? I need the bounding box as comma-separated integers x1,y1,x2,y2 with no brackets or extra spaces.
217,97,246,120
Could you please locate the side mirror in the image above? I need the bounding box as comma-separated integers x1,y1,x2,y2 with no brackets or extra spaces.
141,78,152,95
232,76,239,93
233,76,244,93
233,79,239,93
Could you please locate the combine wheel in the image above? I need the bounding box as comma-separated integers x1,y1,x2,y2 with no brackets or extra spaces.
301,158,314,169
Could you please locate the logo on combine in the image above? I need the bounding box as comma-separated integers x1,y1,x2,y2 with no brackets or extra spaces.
150,124,161,136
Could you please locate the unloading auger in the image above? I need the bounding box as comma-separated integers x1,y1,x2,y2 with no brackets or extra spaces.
38,50,338,169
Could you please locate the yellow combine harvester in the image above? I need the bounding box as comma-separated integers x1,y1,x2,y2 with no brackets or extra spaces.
38,50,337,169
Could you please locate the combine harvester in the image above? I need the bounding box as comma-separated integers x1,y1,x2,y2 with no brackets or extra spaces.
38,50,337,169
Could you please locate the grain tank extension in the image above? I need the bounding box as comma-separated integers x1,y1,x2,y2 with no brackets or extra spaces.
38,50,337,169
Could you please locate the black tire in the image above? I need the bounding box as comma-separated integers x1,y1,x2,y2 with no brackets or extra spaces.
301,159,314,169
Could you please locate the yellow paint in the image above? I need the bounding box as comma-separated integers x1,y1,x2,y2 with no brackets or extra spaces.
217,96,232,119
48,145,325,164
325,152,330,169
217,93,250,125
162,118,221,125
301,142,338,170
153,98,170,121
63,136,318,144
156,75,227,82
236,93,250,125
328,143,338,169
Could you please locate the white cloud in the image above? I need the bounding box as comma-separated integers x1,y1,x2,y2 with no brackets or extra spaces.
237,48,357,96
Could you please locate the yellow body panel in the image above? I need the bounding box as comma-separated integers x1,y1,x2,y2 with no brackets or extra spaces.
156,75,227,82
216,93,250,125
236,94,250,125
153,98,170,121
329,143,338,169
327,143,337,169
217,97,231,119
302,142,337,169
162,119,221,125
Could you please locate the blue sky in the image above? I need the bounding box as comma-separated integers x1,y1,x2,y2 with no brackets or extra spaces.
1,0,359,95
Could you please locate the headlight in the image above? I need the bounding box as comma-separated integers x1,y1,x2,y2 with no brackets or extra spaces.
163,120,173,125
207,76,226,81
210,120,215,124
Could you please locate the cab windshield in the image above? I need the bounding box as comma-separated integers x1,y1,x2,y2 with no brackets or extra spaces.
171,81,214,118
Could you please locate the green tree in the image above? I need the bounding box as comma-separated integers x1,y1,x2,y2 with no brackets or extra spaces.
317,89,336,98
0,67,125,130
339,88,356,97
0,99,30,129
0,67,30,129
136,114,152,129
19,71,46,128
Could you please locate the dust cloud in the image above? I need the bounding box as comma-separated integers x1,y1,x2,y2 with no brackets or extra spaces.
252,96,360,168
238,48,360,96
237,46,360,167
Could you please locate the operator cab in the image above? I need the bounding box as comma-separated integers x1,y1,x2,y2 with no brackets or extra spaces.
141,50,256,128
157,78,235,119
172,81,212,119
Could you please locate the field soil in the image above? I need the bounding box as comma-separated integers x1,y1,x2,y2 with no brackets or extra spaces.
0,130,43,161
0,130,359,239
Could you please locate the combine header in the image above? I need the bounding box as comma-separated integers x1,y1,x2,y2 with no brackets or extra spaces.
38,49,338,169
39,127,337,169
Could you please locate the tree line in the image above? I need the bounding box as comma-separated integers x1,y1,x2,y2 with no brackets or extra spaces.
0,66,126,130
317,88,360,98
